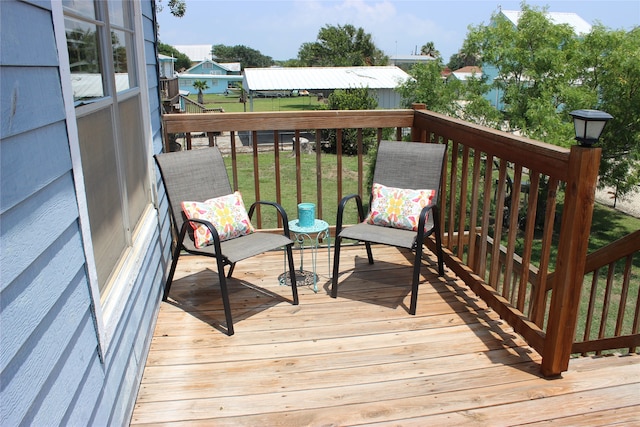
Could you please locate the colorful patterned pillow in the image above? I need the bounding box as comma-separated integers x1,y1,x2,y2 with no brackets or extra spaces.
366,183,436,232
181,192,255,248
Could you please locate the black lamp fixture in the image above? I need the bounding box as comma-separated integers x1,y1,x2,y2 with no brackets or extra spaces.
569,109,613,147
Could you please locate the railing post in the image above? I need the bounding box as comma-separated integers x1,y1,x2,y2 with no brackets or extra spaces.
541,145,601,377
411,103,427,142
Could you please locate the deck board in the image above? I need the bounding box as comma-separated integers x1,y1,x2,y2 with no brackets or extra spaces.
131,245,640,426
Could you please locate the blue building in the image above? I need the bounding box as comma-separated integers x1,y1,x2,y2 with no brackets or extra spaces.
178,59,243,95
1,0,171,424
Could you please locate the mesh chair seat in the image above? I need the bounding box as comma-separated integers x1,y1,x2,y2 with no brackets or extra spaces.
338,222,420,249
183,232,293,264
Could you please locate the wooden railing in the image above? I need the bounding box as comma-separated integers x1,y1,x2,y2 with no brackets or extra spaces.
570,230,640,355
161,106,638,376
410,107,639,376
181,95,225,114
159,77,179,101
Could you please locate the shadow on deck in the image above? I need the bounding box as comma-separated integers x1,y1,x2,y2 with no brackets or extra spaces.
132,245,639,426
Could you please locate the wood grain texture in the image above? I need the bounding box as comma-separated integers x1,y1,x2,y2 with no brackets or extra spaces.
131,245,640,426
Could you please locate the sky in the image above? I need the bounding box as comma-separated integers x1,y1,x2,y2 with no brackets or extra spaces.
156,0,640,63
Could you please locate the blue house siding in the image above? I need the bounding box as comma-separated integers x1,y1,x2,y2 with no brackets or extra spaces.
178,75,243,95
1,1,170,425
179,60,243,95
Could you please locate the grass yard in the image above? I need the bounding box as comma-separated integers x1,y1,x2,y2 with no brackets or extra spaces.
189,93,327,113
224,151,369,228
575,202,640,347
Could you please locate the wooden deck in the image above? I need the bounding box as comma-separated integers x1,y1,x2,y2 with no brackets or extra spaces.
131,244,640,426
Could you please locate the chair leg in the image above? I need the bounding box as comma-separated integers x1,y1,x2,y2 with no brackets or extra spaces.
365,241,374,264
410,241,424,315
215,256,234,336
163,241,182,301
331,236,342,298
432,207,445,276
286,245,299,305
226,262,236,278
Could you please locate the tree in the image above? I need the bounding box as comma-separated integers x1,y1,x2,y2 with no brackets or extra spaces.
463,3,639,199
447,39,480,70
466,3,579,145
157,0,186,17
192,80,208,104
158,42,191,71
420,41,440,58
397,60,460,116
298,24,388,67
211,44,273,69
576,26,640,200
397,59,501,129
322,87,378,155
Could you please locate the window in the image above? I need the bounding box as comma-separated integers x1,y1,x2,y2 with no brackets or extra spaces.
63,0,150,297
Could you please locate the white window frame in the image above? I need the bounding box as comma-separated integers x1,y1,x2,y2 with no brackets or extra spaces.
52,0,157,360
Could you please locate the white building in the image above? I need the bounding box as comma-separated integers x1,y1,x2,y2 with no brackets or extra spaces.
243,66,412,110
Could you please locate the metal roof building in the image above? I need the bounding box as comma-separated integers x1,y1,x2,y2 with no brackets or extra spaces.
500,10,592,35
242,66,411,110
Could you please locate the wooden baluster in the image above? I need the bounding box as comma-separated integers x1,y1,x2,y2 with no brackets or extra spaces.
294,130,302,205
489,159,508,289
476,155,494,279
615,255,633,336
336,129,343,203
467,149,482,269
502,164,523,299
315,129,323,220
457,145,470,259
252,130,261,228
517,172,540,312
230,131,238,191
530,177,559,326
448,140,459,252
357,129,364,201
273,130,283,228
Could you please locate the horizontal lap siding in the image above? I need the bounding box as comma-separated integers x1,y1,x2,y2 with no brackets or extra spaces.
0,1,100,425
1,0,168,425
97,235,165,425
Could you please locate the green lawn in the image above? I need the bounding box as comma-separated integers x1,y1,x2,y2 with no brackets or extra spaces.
225,151,367,228
190,93,327,113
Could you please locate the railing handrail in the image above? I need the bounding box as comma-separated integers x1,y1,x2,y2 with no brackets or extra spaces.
412,109,571,180
545,228,640,291
584,229,640,273
163,109,415,133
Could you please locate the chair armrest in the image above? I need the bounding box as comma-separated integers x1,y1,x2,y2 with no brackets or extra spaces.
335,194,366,235
181,218,224,253
417,203,438,241
248,201,292,237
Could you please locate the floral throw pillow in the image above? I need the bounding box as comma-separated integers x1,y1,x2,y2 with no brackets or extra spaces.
366,183,436,232
181,192,255,248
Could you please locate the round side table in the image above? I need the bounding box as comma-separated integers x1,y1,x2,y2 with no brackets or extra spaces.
285,219,331,292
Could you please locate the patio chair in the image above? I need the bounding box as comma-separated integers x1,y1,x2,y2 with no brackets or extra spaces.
155,147,298,335
331,141,446,315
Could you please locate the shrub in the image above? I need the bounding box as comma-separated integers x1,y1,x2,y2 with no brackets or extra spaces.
321,87,378,155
